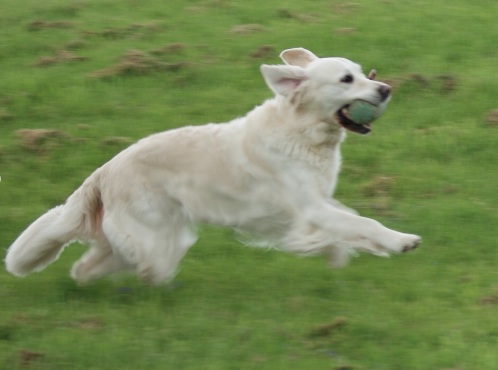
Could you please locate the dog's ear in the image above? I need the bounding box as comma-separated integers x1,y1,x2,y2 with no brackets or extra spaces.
260,64,308,97
279,48,318,68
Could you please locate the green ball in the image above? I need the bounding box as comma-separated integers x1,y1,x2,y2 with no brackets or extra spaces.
347,100,380,124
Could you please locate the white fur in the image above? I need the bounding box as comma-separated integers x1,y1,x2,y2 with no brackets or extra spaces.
5,48,421,285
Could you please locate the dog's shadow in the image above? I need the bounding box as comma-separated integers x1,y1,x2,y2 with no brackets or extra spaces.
55,277,183,306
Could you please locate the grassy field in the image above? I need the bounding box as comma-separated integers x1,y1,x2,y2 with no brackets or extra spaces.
2,0,498,369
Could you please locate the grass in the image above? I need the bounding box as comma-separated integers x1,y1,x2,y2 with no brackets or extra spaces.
1,0,498,368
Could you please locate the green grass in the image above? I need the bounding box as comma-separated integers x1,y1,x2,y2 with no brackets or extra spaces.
2,0,498,369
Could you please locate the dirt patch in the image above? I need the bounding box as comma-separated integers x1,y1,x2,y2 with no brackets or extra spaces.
479,288,498,305
228,24,266,34
100,136,133,147
64,39,88,50
81,22,161,40
436,74,458,93
331,2,362,15
357,176,401,217
16,129,69,152
27,19,74,31
150,42,186,56
0,107,14,121
19,349,45,367
484,109,498,126
277,9,317,22
71,317,105,330
381,73,458,94
361,176,395,198
335,27,356,35
33,50,87,67
308,317,348,338
88,49,188,79
382,73,429,90
249,45,275,59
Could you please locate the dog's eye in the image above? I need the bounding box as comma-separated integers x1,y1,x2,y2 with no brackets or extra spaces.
341,74,354,84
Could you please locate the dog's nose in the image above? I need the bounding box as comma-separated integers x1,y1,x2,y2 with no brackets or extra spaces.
378,84,391,101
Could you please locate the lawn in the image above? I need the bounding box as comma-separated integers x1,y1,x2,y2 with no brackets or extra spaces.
2,0,498,369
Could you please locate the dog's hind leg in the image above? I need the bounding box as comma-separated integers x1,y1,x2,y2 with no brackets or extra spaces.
136,224,198,285
70,238,131,285
100,211,198,285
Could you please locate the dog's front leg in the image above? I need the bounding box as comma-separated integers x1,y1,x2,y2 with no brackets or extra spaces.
285,203,420,258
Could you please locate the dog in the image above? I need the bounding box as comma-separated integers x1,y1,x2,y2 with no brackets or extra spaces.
5,48,421,285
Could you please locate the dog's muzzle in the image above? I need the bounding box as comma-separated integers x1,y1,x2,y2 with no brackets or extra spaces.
335,83,391,135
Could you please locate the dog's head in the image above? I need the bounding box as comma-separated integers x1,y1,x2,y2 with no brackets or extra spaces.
260,48,391,134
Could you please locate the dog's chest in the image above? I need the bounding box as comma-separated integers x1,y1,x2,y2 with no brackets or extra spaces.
281,144,341,199
310,151,341,197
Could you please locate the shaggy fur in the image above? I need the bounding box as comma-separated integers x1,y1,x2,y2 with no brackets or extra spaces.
5,48,420,285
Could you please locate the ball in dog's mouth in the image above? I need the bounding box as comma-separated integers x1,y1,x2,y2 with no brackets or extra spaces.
335,100,383,135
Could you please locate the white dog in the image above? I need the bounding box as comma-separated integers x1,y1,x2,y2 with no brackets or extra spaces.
5,48,420,285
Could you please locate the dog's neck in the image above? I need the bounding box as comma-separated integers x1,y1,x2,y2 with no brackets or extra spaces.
246,97,345,168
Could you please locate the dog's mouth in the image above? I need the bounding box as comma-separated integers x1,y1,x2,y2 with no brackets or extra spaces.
335,105,372,135
334,69,386,135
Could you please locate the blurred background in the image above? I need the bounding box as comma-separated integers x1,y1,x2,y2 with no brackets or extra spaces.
1,1,498,369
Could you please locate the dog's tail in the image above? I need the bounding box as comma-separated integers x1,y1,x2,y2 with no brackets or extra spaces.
5,170,103,277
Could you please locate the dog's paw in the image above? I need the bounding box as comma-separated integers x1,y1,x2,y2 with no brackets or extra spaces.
381,233,421,254
388,233,422,253
401,234,421,252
